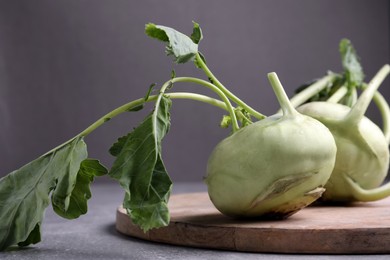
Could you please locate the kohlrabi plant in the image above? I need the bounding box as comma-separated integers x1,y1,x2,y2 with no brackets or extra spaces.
0,22,386,252
289,39,390,202
297,65,390,202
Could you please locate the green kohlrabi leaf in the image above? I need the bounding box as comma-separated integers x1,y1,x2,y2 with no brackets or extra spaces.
339,38,365,89
191,21,203,44
108,94,173,232
109,132,132,157
145,23,199,63
0,137,90,250
53,159,107,219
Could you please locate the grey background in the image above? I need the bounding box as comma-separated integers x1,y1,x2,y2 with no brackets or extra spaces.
0,0,389,182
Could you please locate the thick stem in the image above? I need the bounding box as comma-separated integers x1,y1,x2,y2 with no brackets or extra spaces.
289,74,337,108
343,88,358,107
345,175,390,202
195,52,266,120
267,72,298,117
325,81,390,144
350,88,358,105
360,82,390,144
344,64,390,126
327,85,348,103
166,92,228,111
371,90,390,144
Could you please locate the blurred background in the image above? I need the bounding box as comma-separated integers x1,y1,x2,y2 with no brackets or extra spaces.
0,0,389,182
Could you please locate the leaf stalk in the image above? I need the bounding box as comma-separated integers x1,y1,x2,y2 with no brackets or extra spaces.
195,52,266,120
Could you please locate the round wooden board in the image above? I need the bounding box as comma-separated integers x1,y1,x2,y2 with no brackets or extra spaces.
116,192,390,254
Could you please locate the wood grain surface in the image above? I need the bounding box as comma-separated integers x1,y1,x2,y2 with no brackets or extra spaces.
116,192,390,254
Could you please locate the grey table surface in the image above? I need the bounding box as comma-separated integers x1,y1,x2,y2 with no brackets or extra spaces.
1,180,389,260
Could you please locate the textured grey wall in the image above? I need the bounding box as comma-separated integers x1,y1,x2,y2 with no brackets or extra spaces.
0,0,389,182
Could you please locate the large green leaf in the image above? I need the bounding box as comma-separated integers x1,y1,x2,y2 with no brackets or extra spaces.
0,137,88,250
109,95,173,232
145,23,199,63
53,159,107,219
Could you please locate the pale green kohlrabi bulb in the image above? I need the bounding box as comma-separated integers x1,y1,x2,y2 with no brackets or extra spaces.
205,73,337,218
297,64,390,202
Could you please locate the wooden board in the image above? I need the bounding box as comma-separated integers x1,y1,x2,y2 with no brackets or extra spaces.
116,192,390,254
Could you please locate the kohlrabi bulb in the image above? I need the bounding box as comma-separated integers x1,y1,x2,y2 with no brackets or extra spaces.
298,102,389,201
297,65,390,202
205,73,337,218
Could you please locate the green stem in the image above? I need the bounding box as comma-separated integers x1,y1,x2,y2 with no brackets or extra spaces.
43,92,229,156
78,100,145,138
289,74,337,108
324,79,390,144
235,109,253,126
327,85,348,103
158,78,240,132
172,77,240,131
363,84,390,144
166,92,228,111
345,175,390,202
45,75,242,155
349,88,358,106
78,77,239,137
345,64,390,126
373,91,390,144
195,52,266,120
267,72,298,117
